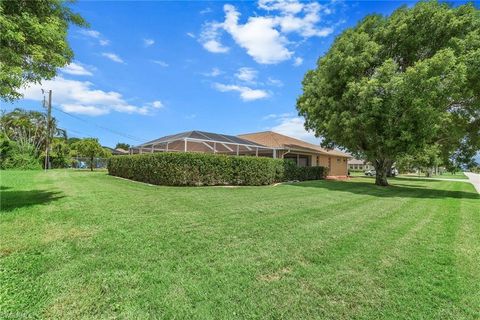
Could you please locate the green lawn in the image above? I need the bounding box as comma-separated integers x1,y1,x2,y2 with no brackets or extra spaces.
434,172,469,179
401,172,469,180
1,170,479,319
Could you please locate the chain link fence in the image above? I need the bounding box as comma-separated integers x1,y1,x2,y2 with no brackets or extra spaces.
71,157,109,169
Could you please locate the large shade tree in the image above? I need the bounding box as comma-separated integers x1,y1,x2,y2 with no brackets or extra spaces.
0,0,87,100
297,1,480,185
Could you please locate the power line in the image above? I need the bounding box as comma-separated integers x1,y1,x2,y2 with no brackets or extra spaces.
59,127,95,138
51,106,144,143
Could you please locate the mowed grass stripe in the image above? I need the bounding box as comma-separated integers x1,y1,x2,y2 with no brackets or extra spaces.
260,196,434,318
454,188,480,318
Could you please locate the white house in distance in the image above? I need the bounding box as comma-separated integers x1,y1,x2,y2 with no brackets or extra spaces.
348,158,374,171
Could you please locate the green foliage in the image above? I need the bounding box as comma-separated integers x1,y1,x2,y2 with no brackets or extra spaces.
67,137,81,145
297,1,480,186
0,0,87,100
0,108,71,169
0,108,53,156
107,152,327,186
41,138,71,168
397,145,442,176
0,134,41,170
72,138,109,171
282,160,327,181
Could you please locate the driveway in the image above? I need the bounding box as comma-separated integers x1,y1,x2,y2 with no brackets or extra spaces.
464,172,480,194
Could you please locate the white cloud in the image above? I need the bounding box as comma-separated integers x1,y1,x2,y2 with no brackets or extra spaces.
199,22,230,53
99,39,110,46
262,112,293,120
268,115,319,143
151,60,169,67
186,32,196,38
293,57,303,66
79,29,100,38
60,62,93,76
199,0,336,64
62,104,109,116
143,38,155,47
79,29,110,46
102,53,124,64
200,7,212,14
223,4,292,64
203,67,222,77
214,83,269,101
235,67,258,83
203,39,230,53
151,100,164,109
267,77,284,86
21,76,157,116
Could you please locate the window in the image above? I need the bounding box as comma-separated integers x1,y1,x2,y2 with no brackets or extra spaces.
284,154,310,167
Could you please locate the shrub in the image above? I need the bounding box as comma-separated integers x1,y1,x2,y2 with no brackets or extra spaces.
283,161,327,181
0,137,41,170
108,152,327,186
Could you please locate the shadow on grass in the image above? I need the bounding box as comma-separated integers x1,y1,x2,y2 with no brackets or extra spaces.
289,178,479,200
0,189,64,212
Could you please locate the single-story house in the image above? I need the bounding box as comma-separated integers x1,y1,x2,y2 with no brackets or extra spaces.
238,131,350,176
348,158,373,171
131,130,350,177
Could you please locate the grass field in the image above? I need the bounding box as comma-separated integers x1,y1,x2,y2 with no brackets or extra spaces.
401,172,469,180
1,170,479,319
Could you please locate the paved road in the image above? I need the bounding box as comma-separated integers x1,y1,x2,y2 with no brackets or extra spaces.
464,172,480,194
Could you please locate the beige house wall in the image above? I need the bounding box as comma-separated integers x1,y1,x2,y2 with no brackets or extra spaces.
317,154,347,176
329,156,348,176
318,154,329,167
278,151,348,176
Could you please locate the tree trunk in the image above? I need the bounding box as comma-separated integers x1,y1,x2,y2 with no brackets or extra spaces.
90,156,94,171
374,159,391,186
425,168,432,177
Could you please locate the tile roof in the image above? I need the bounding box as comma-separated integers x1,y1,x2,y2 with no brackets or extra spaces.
238,131,350,158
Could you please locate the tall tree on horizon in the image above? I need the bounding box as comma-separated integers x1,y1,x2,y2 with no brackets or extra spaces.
297,1,480,186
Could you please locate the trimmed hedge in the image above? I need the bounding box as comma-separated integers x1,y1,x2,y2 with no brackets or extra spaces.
285,163,328,181
107,152,326,186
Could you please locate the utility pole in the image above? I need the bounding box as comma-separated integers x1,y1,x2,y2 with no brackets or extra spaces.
44,90,52,171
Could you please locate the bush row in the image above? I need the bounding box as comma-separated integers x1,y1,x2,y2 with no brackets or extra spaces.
285,163,328,181
107,152,326,186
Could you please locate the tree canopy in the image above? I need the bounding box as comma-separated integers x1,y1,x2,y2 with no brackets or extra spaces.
0,0,87,100
72,138,110,171
0,108,68,169
0,108,64,155
115,142,131,150
297,1,480,185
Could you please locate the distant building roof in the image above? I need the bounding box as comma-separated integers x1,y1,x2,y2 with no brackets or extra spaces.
348,158,367,165
238,131,351,158
104,146,128,155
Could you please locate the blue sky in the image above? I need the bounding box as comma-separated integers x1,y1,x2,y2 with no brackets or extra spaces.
1,0,475,148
